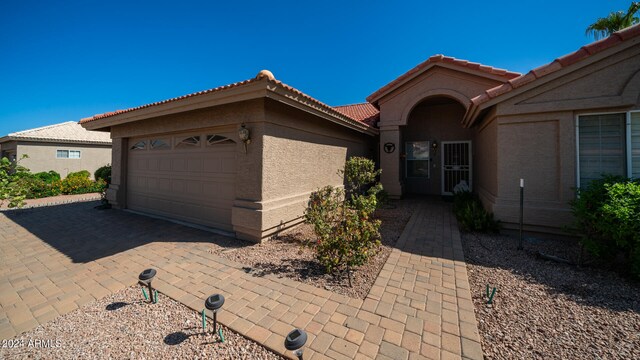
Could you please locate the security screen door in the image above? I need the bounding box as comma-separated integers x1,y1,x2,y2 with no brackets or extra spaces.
441,141,472,195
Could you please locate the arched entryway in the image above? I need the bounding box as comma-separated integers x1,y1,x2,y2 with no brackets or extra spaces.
401,96,473,195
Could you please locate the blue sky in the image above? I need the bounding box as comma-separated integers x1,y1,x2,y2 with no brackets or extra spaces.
0,0,633,135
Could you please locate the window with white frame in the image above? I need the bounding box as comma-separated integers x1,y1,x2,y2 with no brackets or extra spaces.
56,150,81,159
577,111,640,187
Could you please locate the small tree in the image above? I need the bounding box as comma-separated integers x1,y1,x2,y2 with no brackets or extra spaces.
305,157,383,285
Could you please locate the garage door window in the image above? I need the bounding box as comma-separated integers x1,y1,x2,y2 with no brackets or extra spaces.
176,136,200,149
131,141,146,150
207,135,235,146
150,139,170,150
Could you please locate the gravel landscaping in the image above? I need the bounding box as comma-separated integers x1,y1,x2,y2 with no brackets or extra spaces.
0,286,284,360
217,199,416,299
463,232,640,359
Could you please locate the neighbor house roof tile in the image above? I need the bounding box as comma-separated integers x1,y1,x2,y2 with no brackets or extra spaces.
1,121,111,144
366,54,521,103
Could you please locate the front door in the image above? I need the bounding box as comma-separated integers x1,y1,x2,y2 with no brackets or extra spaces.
441,141,472,195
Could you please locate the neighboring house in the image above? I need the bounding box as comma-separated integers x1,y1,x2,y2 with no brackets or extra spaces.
0,121,112,179
80,24,640,241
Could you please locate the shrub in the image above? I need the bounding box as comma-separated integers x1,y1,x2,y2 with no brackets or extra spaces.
60,176,106,195
340,156,382,198
305,186,381,275
66,170,90,179
570,175,640,278
305,157,383,280
453,191,500,233
94,165,111,184
0,156,30,208
33,171,61,184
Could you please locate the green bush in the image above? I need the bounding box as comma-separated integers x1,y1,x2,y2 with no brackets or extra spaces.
305,157,383,277
453,191,500,233
570,175,640,278
66,170,90,179
94,165,111,184
60,176,106,195
0,156,30,208
33,171,61,184
340,156,382,198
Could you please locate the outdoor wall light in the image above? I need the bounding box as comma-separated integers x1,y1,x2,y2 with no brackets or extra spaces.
432,140,438,155
284,328,308,360
138,268,157,303
205,294,225,335
238,124,251,153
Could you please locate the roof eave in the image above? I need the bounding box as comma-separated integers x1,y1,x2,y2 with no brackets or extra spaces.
80,81,269,131
267,84,378,136
367,62,518,105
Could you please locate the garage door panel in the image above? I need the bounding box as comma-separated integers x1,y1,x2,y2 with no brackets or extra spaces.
127,134,236,232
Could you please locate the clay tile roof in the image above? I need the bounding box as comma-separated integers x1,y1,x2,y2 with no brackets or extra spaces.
469,23,640,111
367,54,521,103
1,121,111,144
333,103,380,127
78,71,377,133
79,77,260,124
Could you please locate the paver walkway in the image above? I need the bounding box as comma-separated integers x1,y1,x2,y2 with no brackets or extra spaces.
0,200,482,359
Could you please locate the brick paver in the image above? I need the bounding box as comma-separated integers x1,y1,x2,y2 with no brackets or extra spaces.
0,199,482,359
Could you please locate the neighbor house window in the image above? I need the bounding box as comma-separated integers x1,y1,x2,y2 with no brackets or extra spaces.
56,150,81,159
577,111,640,187
405,141,431,178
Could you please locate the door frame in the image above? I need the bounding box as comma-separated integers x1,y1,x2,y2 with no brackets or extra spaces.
441,141,472,195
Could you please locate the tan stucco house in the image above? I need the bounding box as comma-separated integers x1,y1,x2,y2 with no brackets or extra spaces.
81,24,640,241
0,121,112,179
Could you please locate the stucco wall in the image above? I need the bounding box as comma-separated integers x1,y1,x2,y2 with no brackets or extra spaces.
485,40,640,232
376,66,508,197
105,98,373,242
473,109,498,208
402,100,471,194
235,99,373,240
15,141,111,179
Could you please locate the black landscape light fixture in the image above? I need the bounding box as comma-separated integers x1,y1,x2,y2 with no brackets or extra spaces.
205,294,225,335
138,268,157,303
284,328,308,360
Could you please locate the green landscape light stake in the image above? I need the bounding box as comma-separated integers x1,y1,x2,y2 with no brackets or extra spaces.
138,268,157,304
201,309,207,331
205,294,225,343
486,285,497,304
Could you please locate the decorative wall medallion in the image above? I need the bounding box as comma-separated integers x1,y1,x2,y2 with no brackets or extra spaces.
383,142,396,154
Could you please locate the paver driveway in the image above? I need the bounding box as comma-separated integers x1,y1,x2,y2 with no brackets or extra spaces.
0,200,483,359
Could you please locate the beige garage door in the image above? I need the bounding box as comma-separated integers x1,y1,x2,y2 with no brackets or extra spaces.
127,132,237,231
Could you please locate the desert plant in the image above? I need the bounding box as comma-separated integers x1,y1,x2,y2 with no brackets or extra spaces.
569,175,640,278
453,190,500,233
305,157,383,284
340,156,382,198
